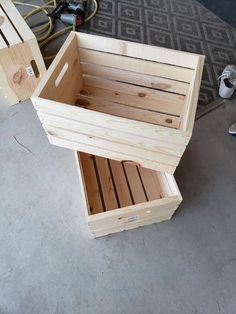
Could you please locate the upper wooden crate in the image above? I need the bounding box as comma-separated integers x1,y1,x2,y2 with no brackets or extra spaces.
0,0,45,106
32,32,205,174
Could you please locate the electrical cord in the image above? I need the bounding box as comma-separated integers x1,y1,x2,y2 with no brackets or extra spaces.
13,0,98,60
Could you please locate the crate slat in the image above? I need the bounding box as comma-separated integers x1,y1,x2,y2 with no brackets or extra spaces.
79,48,194,83
76,32,199,69
81,75,185,116
109,160,133,207
95,156,119,211
80,153,104,214
75,97,180,128
1,0,34,41
0,6,22,46
138,167,162,201
38,112,184,156
81,63,189,95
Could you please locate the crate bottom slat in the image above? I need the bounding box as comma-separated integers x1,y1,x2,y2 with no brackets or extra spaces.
76,152,182,238
80,152,164,213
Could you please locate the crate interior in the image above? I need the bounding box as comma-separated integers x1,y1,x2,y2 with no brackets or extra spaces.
39,34,196,130
79,152,169,215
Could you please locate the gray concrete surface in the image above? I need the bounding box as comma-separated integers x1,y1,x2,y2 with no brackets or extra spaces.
0,99,236,314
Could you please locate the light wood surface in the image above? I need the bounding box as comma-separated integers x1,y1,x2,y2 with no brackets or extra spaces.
0,1,45,106
76,152,182,237
76,32,200,69
79,48,194,83
32,32,204,174
81,63,189,95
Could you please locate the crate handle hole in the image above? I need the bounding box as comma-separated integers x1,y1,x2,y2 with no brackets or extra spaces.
30,60,40,78
55,62,69,87
121,160,141,167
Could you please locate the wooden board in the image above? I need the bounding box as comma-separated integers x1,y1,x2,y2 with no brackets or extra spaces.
81,63,189,95
0,0,34,41
79,48,194,83
76,32,200,69
0,5,22,46
80,153,104,214
109,160,133,208
0,2,45,106
81,75,185,116
75,97,181,128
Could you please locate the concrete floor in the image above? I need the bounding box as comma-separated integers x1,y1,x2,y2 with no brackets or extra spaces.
0,98,236,314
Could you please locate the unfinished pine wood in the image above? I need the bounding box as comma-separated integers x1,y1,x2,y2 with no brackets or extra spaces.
81,75,185,116
80,153,104,214
138,167,162,201
81,63,189,95
76,152,182,238
35,99,189,146
109,160,133,208
0,2,45,106
0,6,21,46
38,34,82,104
49,134,176,174
123,163,147,204
79,48,194,83
32,32,204,174
75,97,180,129
38,112,185,156
180,56,205,132
76,32,200,69
95,156,119,211
44,125,180,167
1,0,34,41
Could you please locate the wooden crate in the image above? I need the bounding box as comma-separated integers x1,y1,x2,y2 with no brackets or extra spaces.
0,0,45,106
75,152,182,238
32,32,204,174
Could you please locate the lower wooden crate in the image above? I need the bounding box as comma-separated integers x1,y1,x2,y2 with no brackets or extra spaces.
75,152,182,238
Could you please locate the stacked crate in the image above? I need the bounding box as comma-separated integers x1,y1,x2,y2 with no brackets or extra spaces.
31,32,204,238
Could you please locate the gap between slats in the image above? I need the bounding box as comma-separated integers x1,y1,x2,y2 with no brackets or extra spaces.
81,63,189,95
81,75,185,115
78,48,194,83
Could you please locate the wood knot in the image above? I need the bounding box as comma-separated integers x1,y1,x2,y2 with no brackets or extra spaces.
0,16,4,27
80,89,89,96
138,92,146,97
75,98,90,108
114,92,119,95
151,83,171,90
165,118,173,124
13,70,23,84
